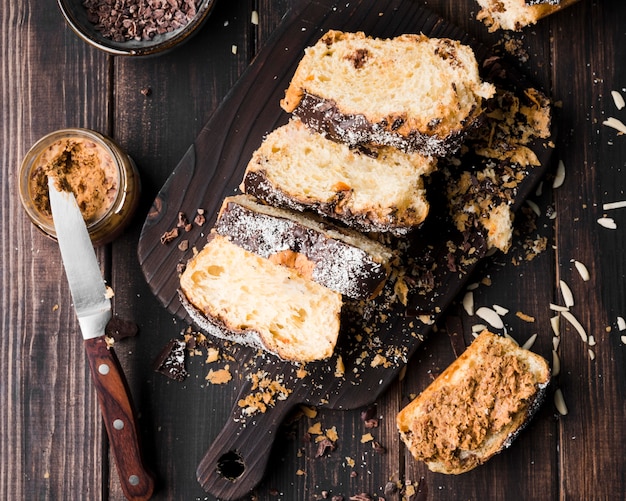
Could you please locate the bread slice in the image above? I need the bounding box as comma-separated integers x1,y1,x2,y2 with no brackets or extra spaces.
397,330,550,474
281,30,495,156
214,194,394,299
179,234,342,362
476,0,579,31
241,119,436,236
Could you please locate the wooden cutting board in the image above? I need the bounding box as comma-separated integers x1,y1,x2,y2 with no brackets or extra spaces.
137,0,555,498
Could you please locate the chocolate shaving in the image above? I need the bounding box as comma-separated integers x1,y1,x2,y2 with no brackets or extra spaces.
105,316,139,341
315,438,337,457
153,338,188,382
160,227,179,244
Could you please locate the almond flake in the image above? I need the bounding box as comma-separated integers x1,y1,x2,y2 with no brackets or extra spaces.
561,310,588,343
550,303,569,312
462,291,474,316
552,350,560,377
574,260,590,281
554,388,568,415
611,90,625,110
475,306,504,329
553,159,566,188
603,116,626,134
550,315,561,336
588,348,596,360
618,316,626,331
559,279,574,308
493,304,509,316
597,217,617,229
251,10,259,25
602,200,626,210
526,199,540,216
471,323,488,333
621,335,626,344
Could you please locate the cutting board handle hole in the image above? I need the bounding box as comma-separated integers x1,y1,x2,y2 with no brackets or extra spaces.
217,450,246,481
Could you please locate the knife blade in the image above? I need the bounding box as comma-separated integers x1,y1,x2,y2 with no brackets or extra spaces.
48,177,155,501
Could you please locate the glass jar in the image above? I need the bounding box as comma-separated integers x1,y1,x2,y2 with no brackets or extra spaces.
19,128,140,246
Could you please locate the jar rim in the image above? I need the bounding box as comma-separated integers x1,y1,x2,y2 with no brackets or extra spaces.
19,128,137,245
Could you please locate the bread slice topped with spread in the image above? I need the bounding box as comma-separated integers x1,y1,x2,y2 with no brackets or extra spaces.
214,195,394,300
241,119,436,236
280,30,495,157
179,233,342,362
397,330,550,474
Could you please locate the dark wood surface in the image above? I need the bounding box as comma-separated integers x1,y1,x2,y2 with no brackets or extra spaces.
3,0,625,500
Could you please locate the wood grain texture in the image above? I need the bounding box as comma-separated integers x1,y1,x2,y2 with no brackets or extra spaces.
5,0,626,500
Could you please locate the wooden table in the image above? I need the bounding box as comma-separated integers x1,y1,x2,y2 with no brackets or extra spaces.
3,0,625,499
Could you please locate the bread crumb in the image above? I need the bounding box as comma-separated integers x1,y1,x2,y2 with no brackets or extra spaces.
205,347,220,363
206,365,232,385
300,405,317,419
360,433,374,443
516,311,535,322
308,422,323,435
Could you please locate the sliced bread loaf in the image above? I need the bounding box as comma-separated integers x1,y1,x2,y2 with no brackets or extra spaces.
179,233,342,362
214,194,394,299
281,30,495,156
397,330,550,474
241,119,436,236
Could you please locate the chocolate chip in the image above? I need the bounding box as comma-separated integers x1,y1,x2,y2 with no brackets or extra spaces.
83,0,200,42
105,316,139,341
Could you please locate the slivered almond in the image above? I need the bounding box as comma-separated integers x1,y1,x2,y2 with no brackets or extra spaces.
611,90,625,110
574,260,590,281
554,388,568,415
462,291,474,316
559,279,574,308
561,310,588,343
521,333,537,350
617,316,626,331
597,217,617,229
475,306,504,329
552,350,560,377
603,116,626,134
553,160,565,188
550,315,560,336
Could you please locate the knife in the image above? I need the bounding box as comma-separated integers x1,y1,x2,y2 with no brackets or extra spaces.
48,177,155,501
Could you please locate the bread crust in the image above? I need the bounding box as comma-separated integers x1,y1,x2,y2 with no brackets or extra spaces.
397,330,550,474
179,234,342,362
241,120,435,236
281,30,495,156
214,195,393,299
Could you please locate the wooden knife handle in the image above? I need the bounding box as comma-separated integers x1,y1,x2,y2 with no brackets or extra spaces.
84,337,155,501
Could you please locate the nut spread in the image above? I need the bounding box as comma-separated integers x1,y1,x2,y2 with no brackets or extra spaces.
29,137,118,223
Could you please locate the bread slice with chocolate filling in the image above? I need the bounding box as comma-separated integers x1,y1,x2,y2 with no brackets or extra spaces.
281,30,495,157
214,194,394,299
179,233,342,362
241,119,436,236
397,330,550,474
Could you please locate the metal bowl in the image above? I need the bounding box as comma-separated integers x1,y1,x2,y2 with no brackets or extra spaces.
56,0,216,56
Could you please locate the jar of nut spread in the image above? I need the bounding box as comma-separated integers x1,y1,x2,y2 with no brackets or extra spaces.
19,128,140,246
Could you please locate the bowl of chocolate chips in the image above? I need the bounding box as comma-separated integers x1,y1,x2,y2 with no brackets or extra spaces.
57,0,216,56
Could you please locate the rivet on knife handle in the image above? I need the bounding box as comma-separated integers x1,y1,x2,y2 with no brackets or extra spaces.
85,337,155,501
